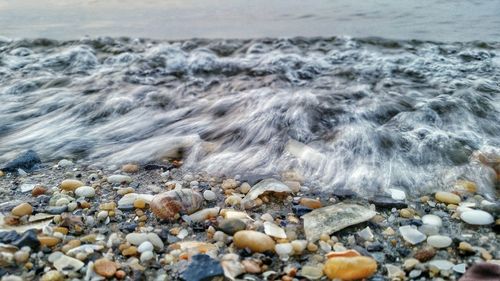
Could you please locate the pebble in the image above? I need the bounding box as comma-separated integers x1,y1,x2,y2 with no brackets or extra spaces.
181,254,224,281
32,185,47,196
11,203,33,217
53,254,85,272
414,246,436,262
435,191,461,204
133,198,146,209
422,214,442,227
460,210,494,225
219,219,246,235
386,264,405,279
399,226,426,245
12,229,39,249
233,230,275,253
357,226,374,241
299,198,322,209
74,186,95,198
427,235,452,248
428,260,454,271
263,221,287,239
38,236,60,247
140,251,154,263
300,265,323,280
242,259,261,273
389,188,406,201
20,183,36,193
94,258,117,278
14,251,29,264
107,175,133,184
323,256,377,281
453,263,466,274
40,270,64,281
275,243,293,260
138,241,154,253
122,164,139,173
203,190,216,201
60,179,84,191
97,211,108,221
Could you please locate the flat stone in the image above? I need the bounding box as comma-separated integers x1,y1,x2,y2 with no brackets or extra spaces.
53,254,85,272
369,196,407,209
323,256,377,280
241,178,292,208
12,229,40,249
427,235,452,248
20,184,36,193
263,222,287,239
180,254,224,281
107,175,132,184
399,225,426,245
429,260,454,271
303,203,376,242
460,210,494,225
203,190,216,201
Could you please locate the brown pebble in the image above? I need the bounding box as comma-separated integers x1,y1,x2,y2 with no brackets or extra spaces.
122,164,139,173
60,179,84,191
414,247,436,262
242,260,261,273
53,227,69,235
11,202,33,217
122,246,138,256
299,198,322,209
40,270,64,281
94,258,118,278
32,185,47,197
38,236,61,247
133,199,146,209
115,270,126,279
4,215,20,225
233,230,275,253
0,170,4,177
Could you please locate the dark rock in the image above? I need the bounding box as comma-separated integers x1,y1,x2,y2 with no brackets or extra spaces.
369,196,407,209
12,229,40,249
120,222,138,233
292,205,312,216
414,246,436,262
180,254,224,281
2,150,41,172
481,202,500,216
399,219,423,227
459,262,500,281
144,163,173,171
45,206,68,214
332,188,358,199
218,218,246,235
366,242,384,252
0,230,21,244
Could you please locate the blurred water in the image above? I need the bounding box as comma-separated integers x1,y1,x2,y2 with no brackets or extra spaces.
1,0,500,42
0,37,499,196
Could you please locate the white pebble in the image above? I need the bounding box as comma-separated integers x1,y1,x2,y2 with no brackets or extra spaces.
427,235,452,248
140,251,154,263
97,211,108,221
74,186,95,198
275,243,293,260
460,210,494,225
55,198,70,206
399,226,426,245
107,174,132,184
138,241,154,253
389,188,406,201
203,190,216,201
422,214,442,228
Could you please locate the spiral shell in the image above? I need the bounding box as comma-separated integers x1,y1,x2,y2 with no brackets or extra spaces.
150,189,203,220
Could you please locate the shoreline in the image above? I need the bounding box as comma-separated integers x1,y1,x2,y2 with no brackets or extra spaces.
0,156,498,280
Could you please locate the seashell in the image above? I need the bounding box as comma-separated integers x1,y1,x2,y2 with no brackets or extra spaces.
150,189,203,220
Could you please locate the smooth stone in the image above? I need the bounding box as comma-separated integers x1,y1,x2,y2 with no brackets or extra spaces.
414,247,436,262
58,159,73,167
263,222,287,239
74,186,95,198
203,190,216,201
389,188,406,201
40,270,64,281
418,224,440,236
147,233,164,249
219,219,246,235
435,191,461,204
453,263,466,274
422,214,443,228
60,179,84,191
428,260,454,271
460,210,494,225
2,150,41,172
11,203,33,217
140,251,154,263
427,235,452,248
303,203,376,242
122,164,139,173
12,229,40,249
126,233,149,246
323,256,377,280
368,196,407,209
386,264,405,279
181,254,224,281
93,258,117,278
189,207,220,223
399,226,426,245
53,254,85,272
107,175,133,184
118,193,154,207
233,230,275,253
300,265,324,280
275,243,293,260
137,241,154,253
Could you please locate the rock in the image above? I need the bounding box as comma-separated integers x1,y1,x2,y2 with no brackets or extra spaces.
435,191,461,204
38,236,60,247
414,246,436,262
60,179,84,191
20,184,36,193
241,178,293,208
427,235,452,248
107,175,132,185
275,243,293,260
357,227,374,241
292,205,313,216
299,198,322,209
126,233,149,246
422,214,442,227
57,159,73,168
300,265,324,280
233,230,275,253
180,254,224,281
189,207,220,222
203,190,216,201
138,241,154,253
323,256,377,281
242,259,261,274
389,188,406,201
219,219,246,235
418,224,440,236
140,251,154,263
460,210,494,225
2,150,41,172
32,185,47,197
11,203,33,217
122,164,139,173
303,203,376,242
40,270,64,281
453,263,467,274
459,263,500,281
94,258,117,278
368,196,407,209
12,229,40,249
0,170,3,177
53,254,85,272
386,264,405,279
74,186,95,198
133,199,146,209
150,189,203,220
14,250,29,264
429,260,454,271
399,226,426,245
263,222,287,239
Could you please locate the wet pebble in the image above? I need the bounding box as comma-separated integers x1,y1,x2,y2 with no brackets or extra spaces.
219,219,246,235
460,210,494,225
233,230,275,253
435,191,461,204
11,203,33,217
399,226,426,245
94,258,117,278
203,190,216,201
74,186,95,198
426,235,452,248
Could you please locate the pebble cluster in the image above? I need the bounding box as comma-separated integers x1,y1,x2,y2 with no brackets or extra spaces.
0,153,499,281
